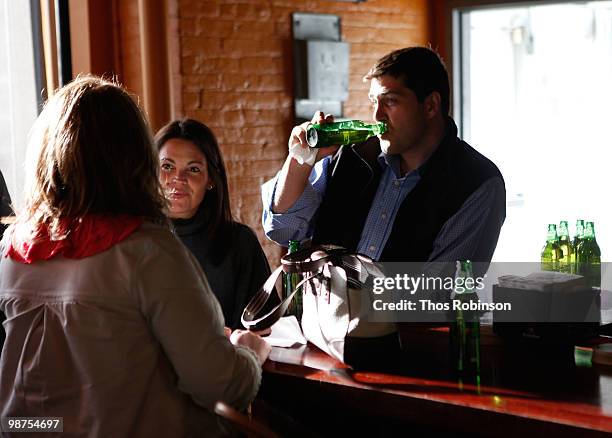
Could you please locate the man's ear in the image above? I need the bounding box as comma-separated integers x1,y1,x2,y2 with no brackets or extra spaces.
424,92,441,119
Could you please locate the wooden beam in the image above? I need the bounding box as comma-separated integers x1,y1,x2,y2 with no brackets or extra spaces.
138,0,170,132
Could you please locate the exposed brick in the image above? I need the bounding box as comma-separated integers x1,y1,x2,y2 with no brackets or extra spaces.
349,73,373,89
189,109,220,125
222,143,287,162
230,176,271,197
274,21,291,38
239,92,292,110
180,0,221,18
183,74,222,90
219,3,238,17
240,109,283,126
220,38,283,57
230,193,265,215
217,125,289,146
179,18,196,36
227,159,285,179
183,91,202,110
220,109,245,128
185,56,241,75
181,37,222,56
238,57,284,74
195,18,235,38
343,26,418,45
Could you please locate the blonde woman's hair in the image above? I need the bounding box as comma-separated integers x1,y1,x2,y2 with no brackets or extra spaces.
19,75,167,239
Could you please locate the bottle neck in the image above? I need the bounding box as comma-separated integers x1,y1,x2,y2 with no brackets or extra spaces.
584,223,596,240
558,222,569,238
288,240,300,253
454,260,475,294
575,220,585,239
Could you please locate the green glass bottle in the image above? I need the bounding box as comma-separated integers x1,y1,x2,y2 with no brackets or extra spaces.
572,219,585,274
541,224,562,272
306,120,387,148
283,240,303,319
449,260,480,378
576,221,601,289
557,221,574,274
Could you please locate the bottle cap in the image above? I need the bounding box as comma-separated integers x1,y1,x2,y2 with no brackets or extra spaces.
592,343,612,366
306,124,318,147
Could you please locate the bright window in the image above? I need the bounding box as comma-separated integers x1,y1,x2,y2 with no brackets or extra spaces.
0,0,41,209
454,1,612,262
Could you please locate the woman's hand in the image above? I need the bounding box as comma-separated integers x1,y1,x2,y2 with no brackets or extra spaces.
230,329,271,365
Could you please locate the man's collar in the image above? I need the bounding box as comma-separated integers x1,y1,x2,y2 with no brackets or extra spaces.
378,153,406,178
375,117,457,179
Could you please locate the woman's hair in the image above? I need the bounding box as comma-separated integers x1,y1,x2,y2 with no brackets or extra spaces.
154,119,234,262
20,75,167,238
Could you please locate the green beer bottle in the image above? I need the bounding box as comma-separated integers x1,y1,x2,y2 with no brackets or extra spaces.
449,260,480,378
572,219,585,274
541,224,562,272
557,221,573,274
576,221,601,289
306,120,387,148
283,240,303,319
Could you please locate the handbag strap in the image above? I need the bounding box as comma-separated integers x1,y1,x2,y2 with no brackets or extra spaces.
241,265,318,331
280,244,346,274
283,245,379,289
241,245,382,331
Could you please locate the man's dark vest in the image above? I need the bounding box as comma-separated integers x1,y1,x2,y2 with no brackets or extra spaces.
312,119,503,262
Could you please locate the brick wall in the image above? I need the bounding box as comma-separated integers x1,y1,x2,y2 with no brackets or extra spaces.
177,0,433,265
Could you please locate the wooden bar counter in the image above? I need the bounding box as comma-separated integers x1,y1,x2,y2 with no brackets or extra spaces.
257,325,612,437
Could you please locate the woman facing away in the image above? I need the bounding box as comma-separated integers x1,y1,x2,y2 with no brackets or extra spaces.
0,76,270,437
155,119,272,329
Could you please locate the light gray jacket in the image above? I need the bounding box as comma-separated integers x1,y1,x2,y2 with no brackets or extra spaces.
0,223,261,437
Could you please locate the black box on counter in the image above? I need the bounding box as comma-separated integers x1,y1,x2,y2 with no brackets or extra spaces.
491,284,601,345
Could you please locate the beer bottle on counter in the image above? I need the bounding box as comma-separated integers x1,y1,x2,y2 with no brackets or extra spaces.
576,221,601,289
557,220,573,274
572,219,585,274
450,260,480,379
283,240,303,320
306,120,387,148
541,224,562,272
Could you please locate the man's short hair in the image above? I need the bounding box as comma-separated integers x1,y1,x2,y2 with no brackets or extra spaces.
364,46,450,116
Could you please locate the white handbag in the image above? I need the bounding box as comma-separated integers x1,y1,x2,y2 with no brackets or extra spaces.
242,245,398,366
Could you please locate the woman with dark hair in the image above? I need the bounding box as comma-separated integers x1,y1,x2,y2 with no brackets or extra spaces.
0,76,270,437
155,119,271,329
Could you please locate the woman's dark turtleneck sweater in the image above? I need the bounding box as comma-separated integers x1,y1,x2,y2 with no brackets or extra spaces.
171,208,271,329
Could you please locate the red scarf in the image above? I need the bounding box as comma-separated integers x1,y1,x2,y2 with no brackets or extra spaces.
5,214,143,264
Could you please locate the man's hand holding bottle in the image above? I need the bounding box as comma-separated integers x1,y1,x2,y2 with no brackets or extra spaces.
288,111,340,166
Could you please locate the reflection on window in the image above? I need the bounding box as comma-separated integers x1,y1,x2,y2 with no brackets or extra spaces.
455,1,612,262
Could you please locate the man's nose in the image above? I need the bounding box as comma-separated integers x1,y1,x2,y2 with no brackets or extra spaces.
373,102,384,122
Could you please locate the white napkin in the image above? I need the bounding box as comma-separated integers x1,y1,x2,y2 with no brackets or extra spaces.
266,316,307,348
288,139,317,166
